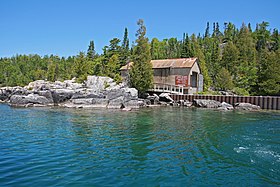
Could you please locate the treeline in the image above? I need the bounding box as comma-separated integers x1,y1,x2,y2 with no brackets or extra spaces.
0,21,279,96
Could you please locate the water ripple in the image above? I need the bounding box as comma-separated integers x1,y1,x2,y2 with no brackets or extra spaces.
0,105,279,186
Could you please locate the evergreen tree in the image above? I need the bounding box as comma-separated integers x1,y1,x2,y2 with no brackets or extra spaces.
181,33,190,58
204,22,210,38
212,22,216,38
167,38,181,58
108,38,121,56
215,68,234,91
87,41,96,60
258,49,280,95
120,28,130,66
220,41,239,75
107,54,122,83
129,19,153,95
122,28,129,51
47,61,57,82
209,39,221,83
271,29,279,51
236,23,257,92
150,38,160,59
191,35,211,90
73,52,91,82
223,22,236,42
256,21,270,51
159,39,168,59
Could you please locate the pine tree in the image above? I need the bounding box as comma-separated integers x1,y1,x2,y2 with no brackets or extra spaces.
129,19,153,95
220,41,239,75
212,22,216,37
258,49,280,95
271,29,279,51
209,39,221,83
204,22,210,38
167,38,180,58
236,23,257,92
191,35,211,90
223,22,236,42
107,54,122,83
122,28,129,51
73,52,91,82
47,61,56,82
87,41,96,60
150,38,160,59
256,22,270,51
181,33,190,58
120,28,130,66
215,68,234,91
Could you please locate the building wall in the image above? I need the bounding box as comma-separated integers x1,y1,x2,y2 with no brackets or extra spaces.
120,61,203,94
190,62,200,74
153,68,191,86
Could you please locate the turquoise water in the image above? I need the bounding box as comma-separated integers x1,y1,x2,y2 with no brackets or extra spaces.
0,104,279,186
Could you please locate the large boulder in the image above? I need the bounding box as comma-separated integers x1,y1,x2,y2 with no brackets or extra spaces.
234,103,261,110
159,93,174,102
71,98,93,105
53,81,67,89
147,94,160,105
37,90,54,103
217,102,234,110
25,80,51,91
123,99,140,109
107,96,124,109
10,94,51,107
105,87,138,101
194,99,222,108
178,100,192,107
123,87,138,98
63,78,83,89
51,89,75,104
92,98,109,108
10,86,28,96
86,76,115,92
71,92,105,99
0,87,11,101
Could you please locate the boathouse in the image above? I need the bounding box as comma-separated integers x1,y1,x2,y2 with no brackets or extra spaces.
120,58,203,94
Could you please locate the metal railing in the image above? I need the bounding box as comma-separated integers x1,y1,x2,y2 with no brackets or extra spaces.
149,83,185,95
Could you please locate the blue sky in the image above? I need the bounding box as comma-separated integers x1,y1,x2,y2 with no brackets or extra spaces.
0,0,279,57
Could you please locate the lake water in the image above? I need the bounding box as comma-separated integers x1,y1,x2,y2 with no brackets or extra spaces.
0,104,279,186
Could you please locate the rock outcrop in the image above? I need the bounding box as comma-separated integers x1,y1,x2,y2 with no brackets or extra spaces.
217,102,234,110
193,99,222,108
10,94,52,107
159,93,174,103
0,76,142,109
177,100,193,107
147,94,160,105
0,79,263,111
234,103,261,111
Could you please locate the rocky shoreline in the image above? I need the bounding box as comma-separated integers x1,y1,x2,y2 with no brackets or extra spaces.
0,76,261,111
0,76,142,110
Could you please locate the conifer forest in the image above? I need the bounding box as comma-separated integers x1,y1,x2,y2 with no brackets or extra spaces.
0,21,279,96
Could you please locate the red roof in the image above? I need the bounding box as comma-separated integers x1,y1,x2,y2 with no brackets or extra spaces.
120,58,198,70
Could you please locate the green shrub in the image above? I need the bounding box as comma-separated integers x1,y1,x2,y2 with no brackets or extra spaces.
233,87,250,96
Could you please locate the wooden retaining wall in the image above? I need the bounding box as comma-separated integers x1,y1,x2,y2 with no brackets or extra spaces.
170,95,280,110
